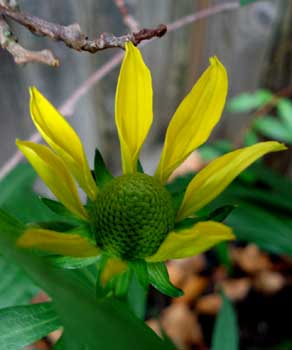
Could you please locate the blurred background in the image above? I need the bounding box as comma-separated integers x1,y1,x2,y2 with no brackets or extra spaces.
0,0,287,174
1,1,292,349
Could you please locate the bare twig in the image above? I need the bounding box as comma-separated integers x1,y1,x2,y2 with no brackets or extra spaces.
0,3,166,54
0,2,239,179
114,0,140,32
167,2,239,32
0,15,59,66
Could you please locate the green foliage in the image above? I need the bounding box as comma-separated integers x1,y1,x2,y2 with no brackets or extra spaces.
240,0,261,5
147,262,183,297
0,256,38,309
127,274,148,319
229,90,292,144
0,209,172,350
211,292,239,350
227,89,272,113
0,164,172,350
0,302,61,350
130,260,149,289
94,148,113,188
0,163,57,223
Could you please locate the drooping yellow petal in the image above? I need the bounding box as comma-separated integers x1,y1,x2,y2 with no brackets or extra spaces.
177,141,286,221
146,221,234,262
101,257,128,287
155,57,228,184
16,140,88,220
17,228,100,257
115,42,153,174
29,87,97,200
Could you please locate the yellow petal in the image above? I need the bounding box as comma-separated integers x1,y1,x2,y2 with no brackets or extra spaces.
177,141,286,221
101,257,128,287
29,87,97,200
155,57,228,183
16,140,88,220
146,221,234,262
115,42,153,174
17,228,100,257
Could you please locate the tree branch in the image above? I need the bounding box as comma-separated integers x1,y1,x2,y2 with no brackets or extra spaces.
0,14,59,66
114,0,140,32
0,3,166,56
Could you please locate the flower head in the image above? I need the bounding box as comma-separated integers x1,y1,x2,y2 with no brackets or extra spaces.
16,42,286,297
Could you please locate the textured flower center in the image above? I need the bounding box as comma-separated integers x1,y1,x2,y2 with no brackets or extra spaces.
91,173,175,260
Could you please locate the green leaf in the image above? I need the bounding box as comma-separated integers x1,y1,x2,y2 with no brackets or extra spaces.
227,90,272,113
0,256,39,309
0,302,61,350
0,164,58,223
41,198,82,224
52,335,66,350
49,255,100,269
254,116,292,143
0,209,172,350
127,274,148,319
214,242,233,274
277,98,292,131
208,205,235,222
129,260,149,289
199,140,233,161
240,0,260,5
147,262,183,297
0,165,39,309
211,292,239,350
113,269,132,298
227,204,292,256
243,129,259,146
174,216,207,231
94,148,113,187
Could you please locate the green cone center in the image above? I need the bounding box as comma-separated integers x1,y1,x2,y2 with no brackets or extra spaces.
91,173,175,260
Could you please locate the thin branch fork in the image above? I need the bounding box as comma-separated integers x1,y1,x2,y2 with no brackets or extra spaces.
0,3,167,54
0,14,58,65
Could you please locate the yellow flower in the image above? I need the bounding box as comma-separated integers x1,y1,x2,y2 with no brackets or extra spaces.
16,42,286,296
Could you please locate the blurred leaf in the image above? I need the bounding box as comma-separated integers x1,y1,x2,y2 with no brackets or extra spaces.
0,302,61,350
211,292,238,350
252,164,292,198
254,116,292,143
147,262,183,298
49,255,100,269
243,129,259,146
0,209,172,350
199,140,233,161
224,183,292,214
214,242,233,274
40,198,82,224
53,335,66,350
277,98,292,131
227,204,292,256
127,274,148,319
0,256,38,309
227,90,272,113
130,260,148,289
0,163,58,223
0,164,51,307
240,0,259,5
